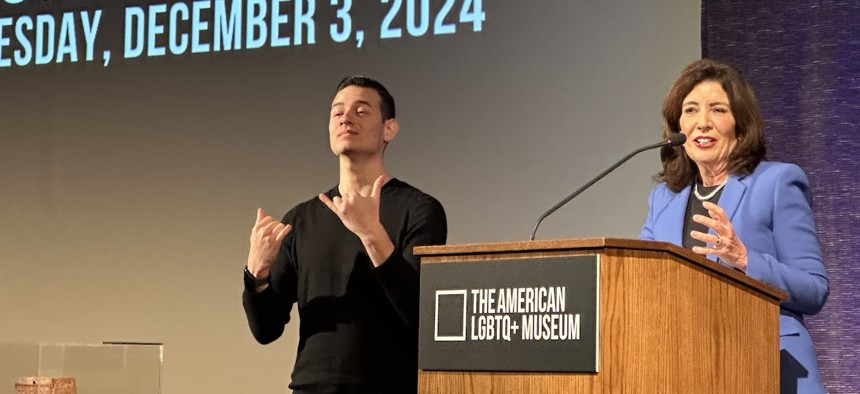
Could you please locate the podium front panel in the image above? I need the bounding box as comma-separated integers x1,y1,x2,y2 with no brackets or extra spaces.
419,255,599,372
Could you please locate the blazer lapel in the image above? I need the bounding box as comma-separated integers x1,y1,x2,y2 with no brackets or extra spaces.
664,185,692,246
718,175,747,222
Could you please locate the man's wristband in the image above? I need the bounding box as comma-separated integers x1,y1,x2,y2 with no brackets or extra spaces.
244,266,269,289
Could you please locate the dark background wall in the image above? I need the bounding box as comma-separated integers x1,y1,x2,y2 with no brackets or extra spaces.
703,1,860,392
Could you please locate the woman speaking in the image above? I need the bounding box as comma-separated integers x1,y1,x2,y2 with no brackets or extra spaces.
640,59,829,394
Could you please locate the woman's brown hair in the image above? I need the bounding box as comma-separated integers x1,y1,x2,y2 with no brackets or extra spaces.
658,59,767,192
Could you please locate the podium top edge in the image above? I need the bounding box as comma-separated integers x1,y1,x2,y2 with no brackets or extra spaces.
414,237,651,256
414,237,787,302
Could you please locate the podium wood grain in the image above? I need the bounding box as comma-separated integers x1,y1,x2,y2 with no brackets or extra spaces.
416,238,784,393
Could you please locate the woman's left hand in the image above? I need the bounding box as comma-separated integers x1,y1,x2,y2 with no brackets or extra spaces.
690,201,748,271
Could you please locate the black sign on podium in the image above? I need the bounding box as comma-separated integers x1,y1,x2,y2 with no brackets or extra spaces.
418,255,599,372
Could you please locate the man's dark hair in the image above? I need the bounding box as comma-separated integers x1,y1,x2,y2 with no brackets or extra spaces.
336,76,396,120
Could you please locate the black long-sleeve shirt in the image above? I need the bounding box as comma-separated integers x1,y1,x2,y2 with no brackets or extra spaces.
243,179,447,393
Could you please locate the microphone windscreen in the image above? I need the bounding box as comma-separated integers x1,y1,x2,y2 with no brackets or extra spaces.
668,133,687,146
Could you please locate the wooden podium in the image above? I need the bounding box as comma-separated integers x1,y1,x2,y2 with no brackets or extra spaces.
415,238,786,393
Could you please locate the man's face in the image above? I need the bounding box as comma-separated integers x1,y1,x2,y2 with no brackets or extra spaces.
328,85,397,158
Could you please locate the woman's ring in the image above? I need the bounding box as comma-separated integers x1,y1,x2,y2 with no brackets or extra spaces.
715,236,722,246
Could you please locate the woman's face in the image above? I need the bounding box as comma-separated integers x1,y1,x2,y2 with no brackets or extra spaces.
679,80,738,173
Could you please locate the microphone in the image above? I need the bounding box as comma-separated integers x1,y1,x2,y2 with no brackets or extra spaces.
529,133,686,241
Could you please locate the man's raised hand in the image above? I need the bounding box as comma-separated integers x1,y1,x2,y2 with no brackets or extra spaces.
318,175,386,239
247,208,292,279
319,175,394,267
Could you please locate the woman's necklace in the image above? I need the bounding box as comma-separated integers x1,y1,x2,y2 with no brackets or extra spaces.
694,179,728,201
